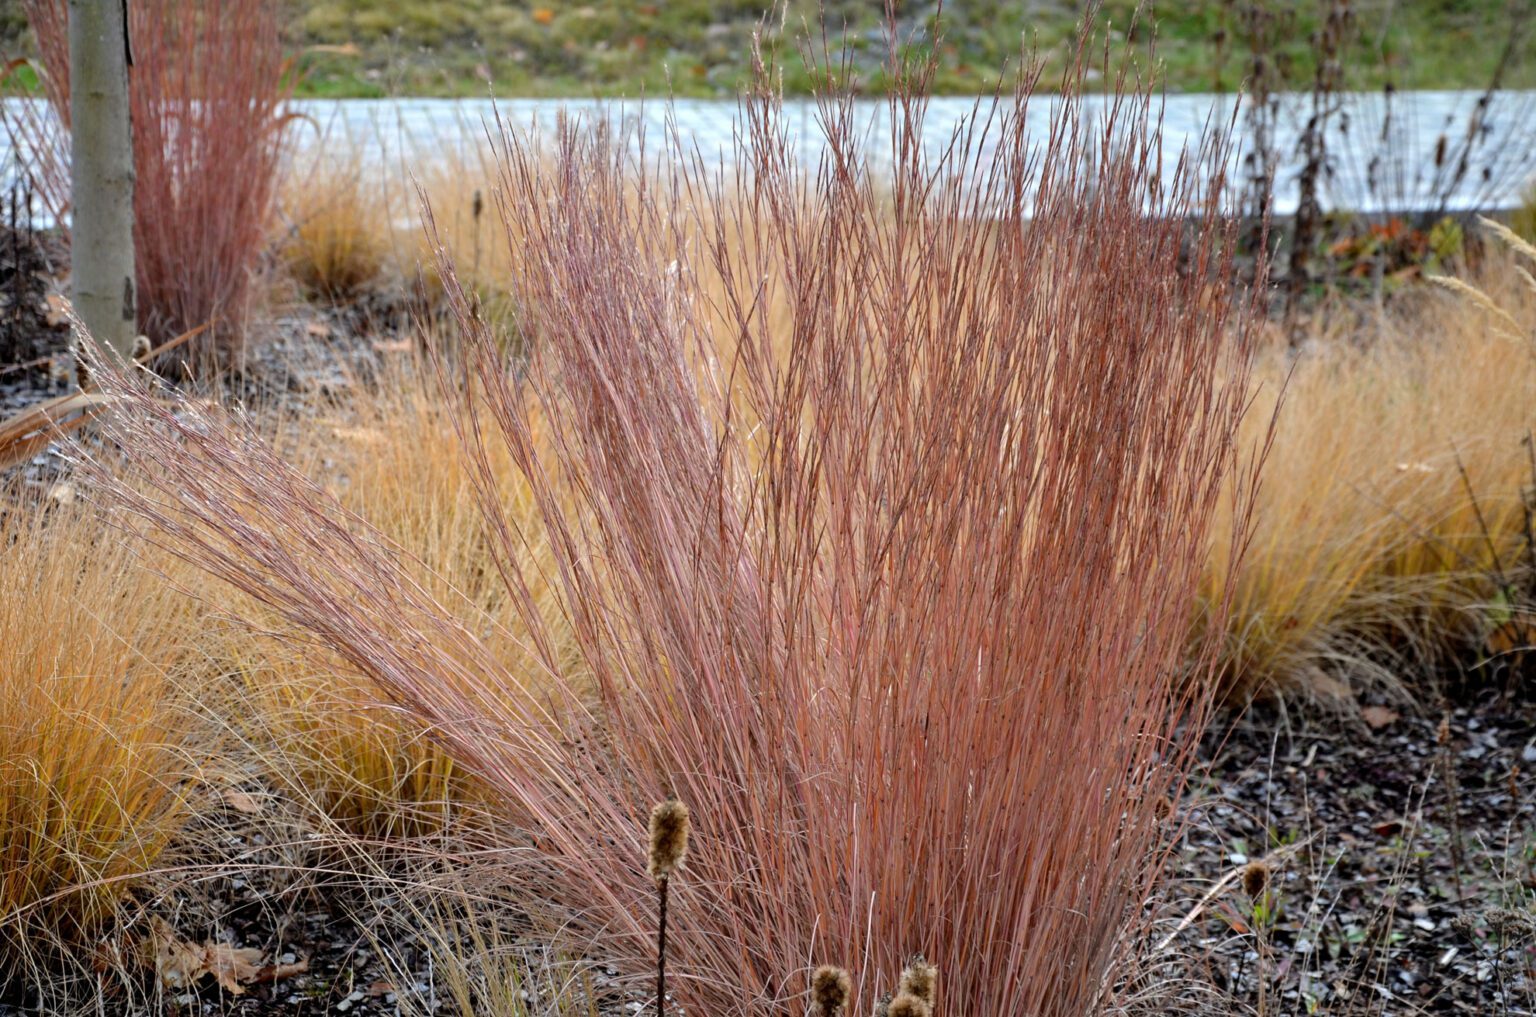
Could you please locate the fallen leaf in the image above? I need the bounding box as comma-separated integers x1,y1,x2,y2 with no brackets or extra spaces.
1298,665,1352,703
43,292,68,326
206,943,265,994
139,917,276,995
370,338,413,354
1487,619,1536,656
305,321,331,339
46,481,74,504
251,956,309,984
223,788,266,815
367,979,394,997
304,43,361,56
142,917,208,990
1361,705,1399,730
1371,818,1403,837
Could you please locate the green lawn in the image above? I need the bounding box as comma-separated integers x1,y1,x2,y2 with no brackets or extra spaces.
4,1,1533,97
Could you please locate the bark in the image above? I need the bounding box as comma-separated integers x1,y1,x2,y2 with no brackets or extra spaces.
68,0,136,372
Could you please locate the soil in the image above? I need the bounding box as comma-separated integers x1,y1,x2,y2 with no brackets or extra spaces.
0,223,70,416
1152,683,1536,1016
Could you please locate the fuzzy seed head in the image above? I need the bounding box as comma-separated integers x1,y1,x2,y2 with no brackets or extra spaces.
1242,859,1271,898
898,955,937,1006
810,965,852,1016
872,992,891,1017
886,992,931,1017
646,796,690,881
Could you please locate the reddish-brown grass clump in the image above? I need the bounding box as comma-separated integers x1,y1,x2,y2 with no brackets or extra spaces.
80,38,1260,1017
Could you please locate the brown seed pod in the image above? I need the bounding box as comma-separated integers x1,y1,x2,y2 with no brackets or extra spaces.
898,955,937,1006
810,965,852,1016
1241,859,1271,899
646,796,690,881
886,992,931,1017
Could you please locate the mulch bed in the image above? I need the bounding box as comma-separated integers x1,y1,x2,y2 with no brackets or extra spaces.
1157,684,1536,1015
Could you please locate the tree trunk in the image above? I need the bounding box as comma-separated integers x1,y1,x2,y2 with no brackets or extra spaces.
68,0,136,374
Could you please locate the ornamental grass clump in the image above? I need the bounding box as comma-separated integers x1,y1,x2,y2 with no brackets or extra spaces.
0,490,198,968
1203,218,1536,701
80,20,1260,1016
208,367,573,836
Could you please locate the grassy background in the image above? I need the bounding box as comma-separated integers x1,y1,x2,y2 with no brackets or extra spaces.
4,0,1532,97
283,0,1536,97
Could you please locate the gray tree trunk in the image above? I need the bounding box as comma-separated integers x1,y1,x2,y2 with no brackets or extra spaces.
68,0,136,373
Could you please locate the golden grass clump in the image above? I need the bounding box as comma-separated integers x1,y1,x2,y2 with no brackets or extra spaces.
0,493,197,959
1204,233,1536,701
279,156,391,303
225,646,473,838
210,363,575,835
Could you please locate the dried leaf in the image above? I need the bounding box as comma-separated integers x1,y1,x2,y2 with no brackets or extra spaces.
1361,706,1399,730
142,917,208,989
139,917,273,995
206,943,265,994
251,957,309,984
223,788,266,815
1487,619,1536,656
43,293,69,326
304,42,361,57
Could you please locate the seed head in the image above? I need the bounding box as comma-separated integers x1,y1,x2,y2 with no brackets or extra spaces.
1241,860,1271,899
886,992,931,1017
810,965,852,1016
872,992,892,1017
898,955,937,1006
1486,907,1536,938
646,795,690,882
